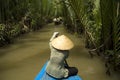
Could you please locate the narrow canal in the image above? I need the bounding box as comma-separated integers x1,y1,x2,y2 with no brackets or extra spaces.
0,23,120,80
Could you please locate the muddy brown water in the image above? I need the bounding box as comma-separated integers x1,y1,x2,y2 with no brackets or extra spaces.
0,23,120,80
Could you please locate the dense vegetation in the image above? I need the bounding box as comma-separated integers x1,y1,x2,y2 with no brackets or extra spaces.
0,0,54,46
0,0,120,74
60,0,120,74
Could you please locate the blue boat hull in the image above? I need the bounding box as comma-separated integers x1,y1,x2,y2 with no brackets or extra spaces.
35,62,82,80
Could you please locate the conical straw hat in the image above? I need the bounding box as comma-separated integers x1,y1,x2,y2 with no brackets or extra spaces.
51,35,74,50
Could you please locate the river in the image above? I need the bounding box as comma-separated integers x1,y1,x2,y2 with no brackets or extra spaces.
0,23,120,80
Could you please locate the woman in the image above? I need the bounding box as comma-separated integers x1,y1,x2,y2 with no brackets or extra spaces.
46,32,78,79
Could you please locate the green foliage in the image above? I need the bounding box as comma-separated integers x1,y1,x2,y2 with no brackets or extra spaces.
112,1,120,71
60,0,120,72
0,24,6,43
85,0,102,46
10,24,22,37
28,0,55,30
105,50,120,71
0,23,22,46
0,0,29,23
31,16,42,31
0,0,59,46
61,0,102,46
0,24,12,45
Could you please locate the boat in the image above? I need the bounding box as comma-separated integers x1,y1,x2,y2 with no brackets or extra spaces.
35,62,82,80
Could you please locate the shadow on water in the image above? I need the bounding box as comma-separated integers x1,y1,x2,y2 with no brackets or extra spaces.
0,23,120,80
